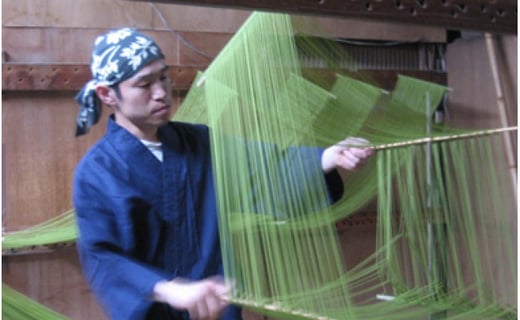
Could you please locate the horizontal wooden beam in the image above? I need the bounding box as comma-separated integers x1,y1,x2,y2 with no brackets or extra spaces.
335,211,378,231
1,63,202,92
2,63,446,92
127,0,517,34
2,242,76,256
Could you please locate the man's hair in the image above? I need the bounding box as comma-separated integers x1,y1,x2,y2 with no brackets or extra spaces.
110,84,123,100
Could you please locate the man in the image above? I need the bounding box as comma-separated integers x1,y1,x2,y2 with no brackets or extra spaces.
73,27,374,320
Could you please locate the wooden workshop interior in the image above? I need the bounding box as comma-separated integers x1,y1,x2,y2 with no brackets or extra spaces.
2,0,517,319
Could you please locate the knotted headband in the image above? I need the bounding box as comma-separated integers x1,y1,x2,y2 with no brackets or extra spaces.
75,27,165,136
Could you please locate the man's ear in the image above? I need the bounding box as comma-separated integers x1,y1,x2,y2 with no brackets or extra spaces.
95,85,118,107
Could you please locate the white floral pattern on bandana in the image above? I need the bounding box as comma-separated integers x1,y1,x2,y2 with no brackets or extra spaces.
74,28,164,136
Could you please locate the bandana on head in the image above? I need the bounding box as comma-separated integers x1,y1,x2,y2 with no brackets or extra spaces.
74,27,165,136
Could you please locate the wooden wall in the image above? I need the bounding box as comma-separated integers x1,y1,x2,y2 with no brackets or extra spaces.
446,35,517,308
2,0,516,319
447,33,517,132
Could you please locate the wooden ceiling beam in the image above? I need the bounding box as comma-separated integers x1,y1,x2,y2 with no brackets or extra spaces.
128,0,517,34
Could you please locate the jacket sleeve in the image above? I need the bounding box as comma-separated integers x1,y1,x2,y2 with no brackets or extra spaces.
239,142,344,217
74,165,169,320
278,145,344,210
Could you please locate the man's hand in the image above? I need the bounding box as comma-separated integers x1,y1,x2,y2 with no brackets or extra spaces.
153,277,230,320
321,137,375,173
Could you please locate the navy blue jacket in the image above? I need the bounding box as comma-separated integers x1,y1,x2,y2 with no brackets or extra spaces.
73,117,343,319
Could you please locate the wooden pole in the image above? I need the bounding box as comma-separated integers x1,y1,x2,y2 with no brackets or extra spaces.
226,297,336,320
339,126,518,151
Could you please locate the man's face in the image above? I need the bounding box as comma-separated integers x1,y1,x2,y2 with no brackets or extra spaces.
111,59,173,139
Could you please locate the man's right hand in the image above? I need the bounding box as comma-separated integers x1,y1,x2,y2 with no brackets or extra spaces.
153,277,231,320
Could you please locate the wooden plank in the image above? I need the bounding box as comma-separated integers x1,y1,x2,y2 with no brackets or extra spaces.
2,28,100,63
1,63,203,91
2,0,154,29
290,15,446,42
2,247,105,319
126,0,517,34
2,93,97,228
335,211,378,231
2,0,249,32
2,27,235,66
446,34,518,131
1,91,184,229
2,63,446,92
2,64,91,91
3,242,76,256
2,1,446,42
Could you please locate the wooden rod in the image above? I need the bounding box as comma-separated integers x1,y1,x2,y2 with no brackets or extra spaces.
339,127,517,150
226,297,336,320
359,126,518,151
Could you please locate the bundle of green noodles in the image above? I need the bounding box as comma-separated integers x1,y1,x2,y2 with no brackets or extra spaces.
2,210,77,252
175,11,517,319
2,284,70,320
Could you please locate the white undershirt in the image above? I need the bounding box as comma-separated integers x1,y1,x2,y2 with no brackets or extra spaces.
140,139,163,162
